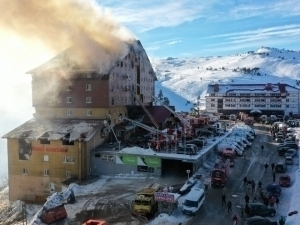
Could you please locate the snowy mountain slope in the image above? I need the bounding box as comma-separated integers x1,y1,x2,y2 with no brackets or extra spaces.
152,47,300,111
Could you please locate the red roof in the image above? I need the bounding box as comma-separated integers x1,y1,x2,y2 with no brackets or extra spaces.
142,106,172,124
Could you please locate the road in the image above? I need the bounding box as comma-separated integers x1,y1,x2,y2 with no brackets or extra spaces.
186,123,293,225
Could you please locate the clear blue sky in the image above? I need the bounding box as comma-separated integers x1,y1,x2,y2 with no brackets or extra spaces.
98,0,300,58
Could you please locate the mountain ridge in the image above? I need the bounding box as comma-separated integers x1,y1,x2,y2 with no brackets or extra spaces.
153,47,300,111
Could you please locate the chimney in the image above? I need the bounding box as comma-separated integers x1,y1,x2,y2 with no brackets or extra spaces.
278,83,286,93
214,84,219,92
265,83,272,91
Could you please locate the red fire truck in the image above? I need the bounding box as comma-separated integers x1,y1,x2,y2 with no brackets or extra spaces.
222,149,236,167
211,159,230,187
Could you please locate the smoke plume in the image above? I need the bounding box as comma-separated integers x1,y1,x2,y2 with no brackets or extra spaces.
0,0,135,74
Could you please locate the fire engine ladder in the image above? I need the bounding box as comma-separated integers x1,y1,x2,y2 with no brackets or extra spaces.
121,116,165,135
135,95,159,129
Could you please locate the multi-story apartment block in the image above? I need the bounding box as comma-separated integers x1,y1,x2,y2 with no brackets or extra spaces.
3,40,156,202
206,83,300,115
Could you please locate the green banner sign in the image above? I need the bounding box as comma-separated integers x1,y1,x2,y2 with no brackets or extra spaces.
116,154,137,165
139,156,161,167
116,154,161,167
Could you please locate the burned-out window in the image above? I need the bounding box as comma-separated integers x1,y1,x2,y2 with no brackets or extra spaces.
19,139,32,160
40,139,50,145
62,140,74,145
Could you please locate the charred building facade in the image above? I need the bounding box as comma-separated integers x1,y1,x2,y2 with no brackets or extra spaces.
3,40,156,202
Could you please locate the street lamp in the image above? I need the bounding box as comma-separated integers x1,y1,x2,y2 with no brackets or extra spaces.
186,169,191,180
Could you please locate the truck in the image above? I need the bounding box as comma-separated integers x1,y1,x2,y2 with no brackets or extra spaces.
222,148,236,167
41,204,67,224
211,159,230,187
132,183,160,218
83,220,107,225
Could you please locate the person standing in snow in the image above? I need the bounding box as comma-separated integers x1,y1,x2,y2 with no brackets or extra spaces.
243,177,248,186
261,145,264,153
245,194,250,204
227,200,232,213
276,196,279,208
258,181,262,189
251,181,256,193
272,171,276,182
222,194,227,206
271,163,275,172
264,162,269,173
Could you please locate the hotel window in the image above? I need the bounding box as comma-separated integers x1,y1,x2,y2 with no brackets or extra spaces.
66,171,72,178
111,97,114,105
48,109,53,115
44,155,49,162
210,93,215,96
87,110,92,116
240,99,250,102
66,85,71,91
211,99,215,102
67,97,72,103
43,169,49,176
87,73,92,78
86,84,92,91
230,104,236,107
63,156,74,163
67,109,72,116
86,97,92,103
286,105,289,108
22,168,28,175
211,104,215,107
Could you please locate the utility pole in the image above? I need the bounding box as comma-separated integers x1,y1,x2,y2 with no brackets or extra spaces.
197,95,200,117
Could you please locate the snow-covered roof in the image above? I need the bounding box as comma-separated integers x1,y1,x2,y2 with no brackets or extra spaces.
2,118,103,142
207,83,300,94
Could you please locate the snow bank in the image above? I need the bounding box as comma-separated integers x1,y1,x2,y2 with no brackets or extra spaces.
148,213,184,225
119,146,156,155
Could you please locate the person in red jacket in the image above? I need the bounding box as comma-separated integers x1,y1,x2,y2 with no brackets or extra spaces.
232,214,238,225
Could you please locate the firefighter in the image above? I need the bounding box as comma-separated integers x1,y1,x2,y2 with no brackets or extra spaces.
222,194,227,206
227,200,232,213
243,177,248,186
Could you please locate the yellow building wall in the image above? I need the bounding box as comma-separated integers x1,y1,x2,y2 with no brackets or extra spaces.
7,138,81,202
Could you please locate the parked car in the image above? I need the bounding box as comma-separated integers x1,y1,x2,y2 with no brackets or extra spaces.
279,175,291,187
186,140,205,148
284,149,297,158
285,156,293,165
275,134,284,143
197,130,214,137
277,146,291,156
260,183,282,199
195,137,208,145
278,142,298,150
275,162,287,173
176,146,196,155
244,216,278,225
244,203,276,217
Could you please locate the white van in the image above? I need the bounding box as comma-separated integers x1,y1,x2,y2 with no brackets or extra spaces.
182,188,205,215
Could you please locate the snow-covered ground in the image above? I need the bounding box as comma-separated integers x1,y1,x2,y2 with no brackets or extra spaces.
153,47,300,111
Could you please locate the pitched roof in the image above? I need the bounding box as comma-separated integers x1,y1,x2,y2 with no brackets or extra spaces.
142,106,173,124
26,40,154,77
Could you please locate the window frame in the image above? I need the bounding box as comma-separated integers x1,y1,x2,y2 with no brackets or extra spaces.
22,168,28,175
87,110,92,116
86,97,92,103
67,109,72,116
43,169,49,176
86,84,92,91
67,97,72,103
44,155,49,162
